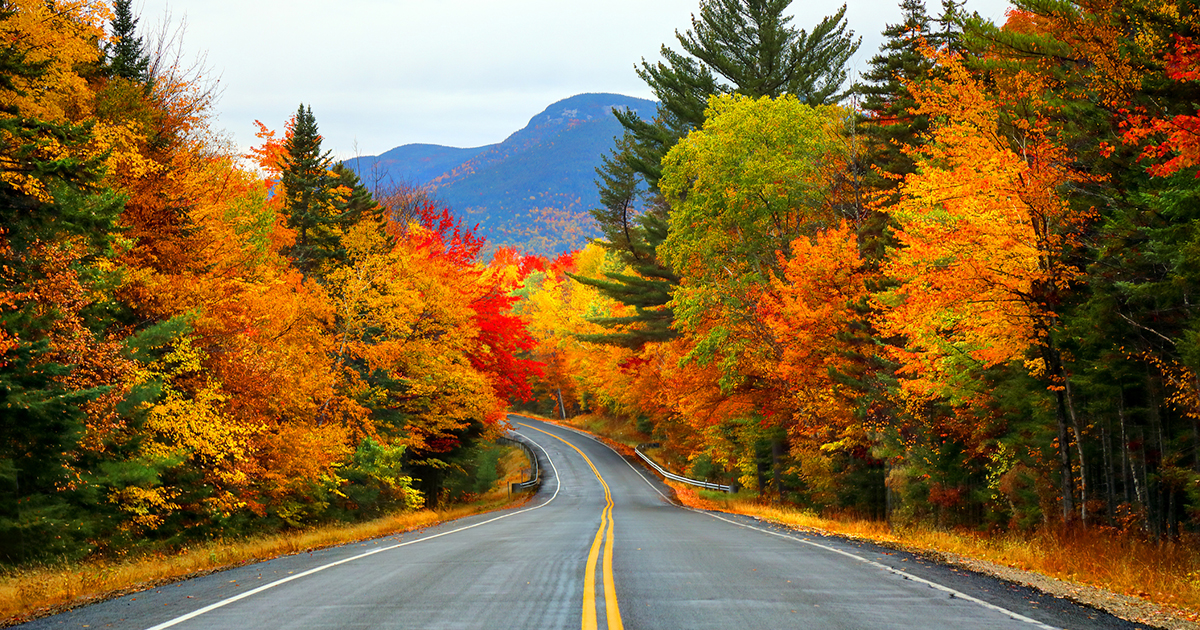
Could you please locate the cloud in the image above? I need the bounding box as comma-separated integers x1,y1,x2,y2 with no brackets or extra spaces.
155,0,1011,158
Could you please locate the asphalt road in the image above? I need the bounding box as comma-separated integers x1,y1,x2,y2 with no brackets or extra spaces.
18,416,1154,630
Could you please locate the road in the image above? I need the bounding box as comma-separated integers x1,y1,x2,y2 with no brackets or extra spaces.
18,416,1149,630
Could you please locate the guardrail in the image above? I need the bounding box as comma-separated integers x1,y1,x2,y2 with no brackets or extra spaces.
634,444,733,493
498,434,541,493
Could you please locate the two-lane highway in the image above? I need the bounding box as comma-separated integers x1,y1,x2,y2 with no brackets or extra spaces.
18,417,1149,629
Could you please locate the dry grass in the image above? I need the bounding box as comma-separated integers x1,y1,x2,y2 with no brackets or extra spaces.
565,413,649,448
0,444,533,626
670,483,1200,621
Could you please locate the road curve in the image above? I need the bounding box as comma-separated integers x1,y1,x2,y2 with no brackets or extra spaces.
16,416,1149,630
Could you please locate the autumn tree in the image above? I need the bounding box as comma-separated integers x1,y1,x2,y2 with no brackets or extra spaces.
874,48,1097,523
0,0,139,561
660,94,851,379
651,94,861,498
584,0,861,350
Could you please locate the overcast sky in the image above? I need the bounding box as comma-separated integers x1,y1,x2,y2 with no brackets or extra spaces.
144,0,1012,160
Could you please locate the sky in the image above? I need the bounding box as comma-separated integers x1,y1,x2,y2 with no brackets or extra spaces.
144,0,1013,160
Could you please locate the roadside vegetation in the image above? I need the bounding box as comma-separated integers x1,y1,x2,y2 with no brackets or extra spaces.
0,443,532,626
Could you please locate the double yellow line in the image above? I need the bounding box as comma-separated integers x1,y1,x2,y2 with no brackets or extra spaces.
519,423,623,630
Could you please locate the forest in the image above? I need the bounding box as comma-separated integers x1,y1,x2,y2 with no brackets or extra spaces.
2,0,1199,570
523,0,1200,541
0,0,546,564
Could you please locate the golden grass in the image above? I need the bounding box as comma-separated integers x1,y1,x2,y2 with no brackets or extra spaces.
670,483,1200,620
0,444,534,627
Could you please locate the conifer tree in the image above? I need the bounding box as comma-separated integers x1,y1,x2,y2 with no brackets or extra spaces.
330,163,382,228
935,0,967,54
104,0,150,83
280,104,338,277
858,0,935,192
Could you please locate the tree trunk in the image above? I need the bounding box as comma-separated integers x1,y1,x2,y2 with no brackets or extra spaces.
1061,371,1088,528
1119,400,1132,506
1054,392,1076,523
771,439,784,505
1102,421,1115,525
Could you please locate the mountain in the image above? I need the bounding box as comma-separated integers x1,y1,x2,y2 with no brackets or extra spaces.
347,144,491,186
343,93,658,256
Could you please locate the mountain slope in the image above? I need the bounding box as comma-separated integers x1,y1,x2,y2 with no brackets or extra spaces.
346,93,657,255
344,143,491,188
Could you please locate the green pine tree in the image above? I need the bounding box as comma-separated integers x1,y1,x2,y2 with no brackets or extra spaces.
104,0,151,83
280,104,339,278
858,0,935,189
330,162,384,231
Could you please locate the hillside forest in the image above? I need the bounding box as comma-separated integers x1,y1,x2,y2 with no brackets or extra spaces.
1,0,1199,567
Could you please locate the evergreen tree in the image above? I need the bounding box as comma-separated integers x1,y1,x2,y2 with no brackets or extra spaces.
935,0,967,54
857,0,935,192
104,0,151,83
0,10,127,561
280,104,339,278
644,0,861,128
584,0,861,349
330,162,383,229
570,136,679,347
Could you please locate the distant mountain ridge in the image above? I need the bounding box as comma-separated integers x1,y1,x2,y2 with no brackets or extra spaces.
343,93,657,256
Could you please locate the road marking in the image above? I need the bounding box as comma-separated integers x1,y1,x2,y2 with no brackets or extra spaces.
601,435,1057,630
518,422,623,630
700,512,1057,629
144,432,561,630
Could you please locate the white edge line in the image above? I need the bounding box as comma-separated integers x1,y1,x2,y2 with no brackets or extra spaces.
144,432,560,630
601,428,1057,630
700,512,1057,630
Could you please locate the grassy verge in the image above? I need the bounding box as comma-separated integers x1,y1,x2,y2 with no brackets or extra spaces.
0,443,534,626
542,412,1200,625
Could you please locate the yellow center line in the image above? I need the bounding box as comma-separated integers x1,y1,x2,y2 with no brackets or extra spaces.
519,423,623,630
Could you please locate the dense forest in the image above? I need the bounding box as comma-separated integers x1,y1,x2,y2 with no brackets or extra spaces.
3,0,1199,570
0,0,547,564
527,0,1200,540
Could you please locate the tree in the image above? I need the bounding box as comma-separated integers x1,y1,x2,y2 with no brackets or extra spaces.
644,0,860,128
857,0,936,194
659,94,851,382
572,141,679,348
0,2,131,562
280,104,339,278
104,0,150,83
619,0,860,183
875,50,1095,524
581,0,862,351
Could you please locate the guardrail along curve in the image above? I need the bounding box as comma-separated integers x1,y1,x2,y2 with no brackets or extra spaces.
498,433,541,493
634,445,733,493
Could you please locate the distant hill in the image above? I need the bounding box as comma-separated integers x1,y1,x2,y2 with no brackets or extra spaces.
343,93,657,256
